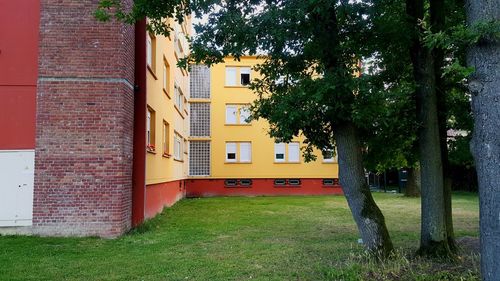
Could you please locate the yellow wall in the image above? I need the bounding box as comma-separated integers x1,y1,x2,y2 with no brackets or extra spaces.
146,18,191,185
209,56,339,179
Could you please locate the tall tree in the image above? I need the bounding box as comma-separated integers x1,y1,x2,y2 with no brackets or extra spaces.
406,0,451,256
464,0,500,279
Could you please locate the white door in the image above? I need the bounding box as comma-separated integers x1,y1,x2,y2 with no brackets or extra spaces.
0,150,35,226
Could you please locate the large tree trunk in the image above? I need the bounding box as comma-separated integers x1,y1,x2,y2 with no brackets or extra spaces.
405,167,421,197
465,1,500,279
407,0,451,257
335,122,394,258
430,0,457,252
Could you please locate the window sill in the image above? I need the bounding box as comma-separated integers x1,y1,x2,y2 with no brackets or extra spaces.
163,88,171,99
174,158,184,163
147,149,157,155
224,124,252,126
273,161,301,164
225,161,252,164
224,85,250,88
174,105,185,119
147,66,157,80
162,153,172,158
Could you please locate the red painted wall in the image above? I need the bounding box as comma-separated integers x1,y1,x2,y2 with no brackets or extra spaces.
186,178,343,197
132,19,147,227
0,0,40,149
145,180,186,219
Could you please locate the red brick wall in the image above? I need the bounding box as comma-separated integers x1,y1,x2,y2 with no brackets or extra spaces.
33,0,135,237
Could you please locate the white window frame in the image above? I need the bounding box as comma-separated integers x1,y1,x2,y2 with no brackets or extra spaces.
225,105,238,124
163,63,168,90
274,143,286,162
146,34,152,68
288,142,300,163
174,134,182,160
240,67,251,86
146,110,152,145
239,142,252,163
239,106,251,124
226,142,237,162
225,67,237,86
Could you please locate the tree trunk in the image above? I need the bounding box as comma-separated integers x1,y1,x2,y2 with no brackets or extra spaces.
406,0,451,257
335,122,394,258
430,0,457,252
465,1,500,279
405,167,421,197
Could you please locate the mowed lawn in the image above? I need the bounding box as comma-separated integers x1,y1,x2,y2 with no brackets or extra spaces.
0,193,479,281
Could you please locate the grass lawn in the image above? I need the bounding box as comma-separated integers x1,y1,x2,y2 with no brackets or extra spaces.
0,193,479,281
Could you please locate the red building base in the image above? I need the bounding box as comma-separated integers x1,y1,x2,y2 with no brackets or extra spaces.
145,180,186,219
186,178,343,197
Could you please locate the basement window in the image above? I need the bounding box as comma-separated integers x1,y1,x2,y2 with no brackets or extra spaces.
288,179,301,186
274,179,286,186
225,179,238,187
323,179,335,186
240,179,253,186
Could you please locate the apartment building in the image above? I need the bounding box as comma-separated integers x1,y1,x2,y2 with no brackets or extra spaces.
187,57,342,196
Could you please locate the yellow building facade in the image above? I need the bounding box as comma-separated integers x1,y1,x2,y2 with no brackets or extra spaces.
187,56,341,196
144,18,191,217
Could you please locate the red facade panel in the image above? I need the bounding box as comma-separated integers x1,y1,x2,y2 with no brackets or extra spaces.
0,87,36,149
0,0,40,150
0,0,40,86
145,180,186,219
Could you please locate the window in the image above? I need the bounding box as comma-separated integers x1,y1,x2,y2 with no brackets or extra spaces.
322,149,336,163
288,142,300,162
288,179,301,186
274,142,300,163
240,67,251,85
174,84,184,113
146,33,156,73
225,142,252,163
239,106,251,124
224,179,238,187
225,66,252,86
225,67,237,86
225,105,237,124
174,133,183,160
323,179,335,186
240,179,253,186
226,142,237,162
225,104,251,125
162,121,170,156
274,143,286,162
274,179,286,186
163,59,170,95
239,142,252,162
146,107,156,152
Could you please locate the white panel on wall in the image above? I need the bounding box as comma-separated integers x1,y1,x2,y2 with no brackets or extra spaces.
0,150,35,227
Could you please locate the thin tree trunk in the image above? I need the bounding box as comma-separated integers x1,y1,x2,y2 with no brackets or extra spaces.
405,167,421,197
430,0,457,252
335,122,394,258
465,1,500,279
407,0,451,256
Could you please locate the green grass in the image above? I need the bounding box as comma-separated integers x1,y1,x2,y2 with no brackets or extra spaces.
0,193,479,281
